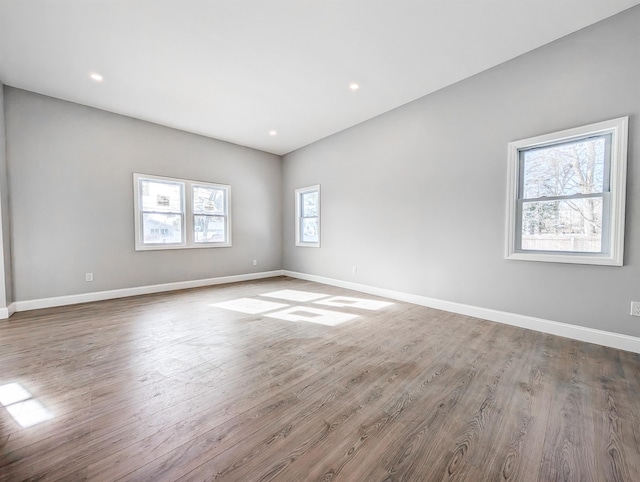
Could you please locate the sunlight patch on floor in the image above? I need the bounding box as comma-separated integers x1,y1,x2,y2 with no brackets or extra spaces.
0,382,53,428
212,291,392,326
212,298,288,314
260,289,329,302
314,296,394,311
265,307,358,326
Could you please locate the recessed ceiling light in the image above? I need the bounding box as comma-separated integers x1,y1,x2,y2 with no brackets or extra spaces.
349,82,360,91
89,73,104,82
269,130,277,136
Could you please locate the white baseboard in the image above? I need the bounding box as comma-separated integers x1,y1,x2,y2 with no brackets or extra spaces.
283,270,640,354
0,302,16,319
12,270,284,313
6,269,639,354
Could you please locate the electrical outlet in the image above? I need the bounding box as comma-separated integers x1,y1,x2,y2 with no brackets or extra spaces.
631,302,640,317
85,273,94,282
352,266,357,274
252,259,258,266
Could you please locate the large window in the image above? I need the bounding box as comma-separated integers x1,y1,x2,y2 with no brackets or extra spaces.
295,185,320,247
506,117,628,266
134,173,231,250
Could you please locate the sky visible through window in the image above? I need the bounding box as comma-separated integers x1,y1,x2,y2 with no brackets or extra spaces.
520,136,606,252
301,191,319,243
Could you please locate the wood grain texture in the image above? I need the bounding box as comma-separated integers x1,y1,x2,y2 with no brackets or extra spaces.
0,276,638,481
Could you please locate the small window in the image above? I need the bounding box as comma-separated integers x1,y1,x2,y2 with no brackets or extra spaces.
134,174,231,250
295,185,320,247
506,117,628,265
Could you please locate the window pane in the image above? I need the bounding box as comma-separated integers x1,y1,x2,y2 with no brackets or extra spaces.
522,136,606,199
193,186,225,215
301,217,319,243
141,180,183,213
142,213,183,244
194,215,226,243
301,191,318,217
521,197,603,252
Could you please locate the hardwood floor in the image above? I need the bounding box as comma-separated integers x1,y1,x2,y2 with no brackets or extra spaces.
0,276,638,481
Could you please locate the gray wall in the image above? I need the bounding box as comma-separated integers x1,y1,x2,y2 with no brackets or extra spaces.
283,7,640,338
5,88,282,301
0,83,12,305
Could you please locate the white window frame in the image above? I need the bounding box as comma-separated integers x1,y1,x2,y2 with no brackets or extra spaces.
295,185,321,248
134,173,232,251
505,117,628,266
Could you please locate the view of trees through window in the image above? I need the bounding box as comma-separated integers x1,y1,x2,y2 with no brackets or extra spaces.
520,135,608,253
301,191,319,243
193,185,226,243
140,179,184,244
135,174,231,249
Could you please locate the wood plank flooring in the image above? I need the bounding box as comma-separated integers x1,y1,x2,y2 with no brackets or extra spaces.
0,276,638,481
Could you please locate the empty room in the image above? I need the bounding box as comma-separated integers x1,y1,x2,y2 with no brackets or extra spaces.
0,1,639,481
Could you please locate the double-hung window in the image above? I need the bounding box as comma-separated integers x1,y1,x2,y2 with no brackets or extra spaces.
506,117,628,265
192,183,228,244
136,175,185,248
134,173,231,250
295,185,320,247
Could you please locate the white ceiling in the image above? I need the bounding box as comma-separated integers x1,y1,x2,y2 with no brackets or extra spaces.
1,0,639,156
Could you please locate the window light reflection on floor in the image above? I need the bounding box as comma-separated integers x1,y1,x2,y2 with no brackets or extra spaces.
0,382,53,428
265,306,358,326
314,296,394,311
212,298,288,314
0,382,31,405
260,290,329,302
212,292,391,326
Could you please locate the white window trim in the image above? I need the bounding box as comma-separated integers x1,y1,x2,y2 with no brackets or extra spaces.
505,117,628,266
134,173,232,251
295,185,321,248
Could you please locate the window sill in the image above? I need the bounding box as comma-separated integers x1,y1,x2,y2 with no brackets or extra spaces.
506,251,622,266
135,243,232,251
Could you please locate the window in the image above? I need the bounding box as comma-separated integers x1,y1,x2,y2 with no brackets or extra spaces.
134,173,231,250
506,117,628,265
295,185,320,247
